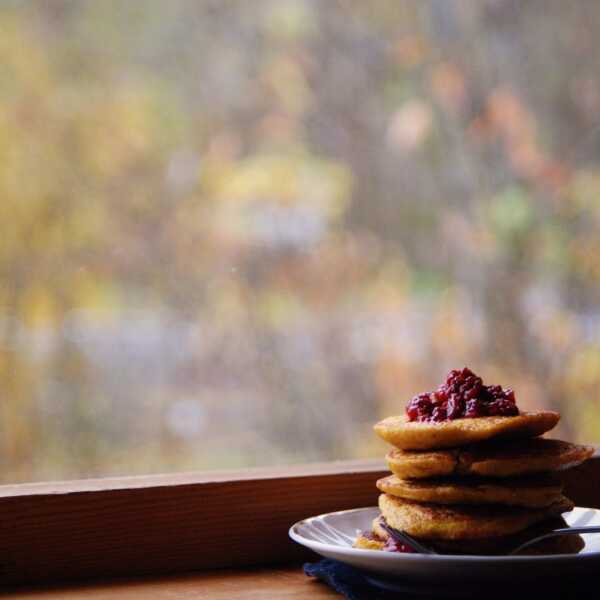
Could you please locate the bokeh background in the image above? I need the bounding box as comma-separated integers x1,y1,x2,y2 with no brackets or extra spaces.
1,0,599,483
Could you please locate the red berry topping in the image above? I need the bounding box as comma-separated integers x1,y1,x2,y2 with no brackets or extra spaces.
405,368,519,422
383,536,415,553
431,405,447,422
406,393,433,421
465,398,486,418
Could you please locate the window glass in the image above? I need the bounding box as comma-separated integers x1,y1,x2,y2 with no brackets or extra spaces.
2,1,599,483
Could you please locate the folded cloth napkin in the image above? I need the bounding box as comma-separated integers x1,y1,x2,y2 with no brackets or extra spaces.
304,559,388,600
304,558,586,600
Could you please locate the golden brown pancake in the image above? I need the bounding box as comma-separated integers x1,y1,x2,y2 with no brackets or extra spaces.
376,473,563,507
378,493,573,540
371,515,584,555
374,411,559,450
387,438,595,479
372,515,389,540
353,531,385,550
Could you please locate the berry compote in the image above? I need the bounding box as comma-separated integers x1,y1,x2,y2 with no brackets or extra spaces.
383,536,414,553
358,531,413,553
405,367,518,423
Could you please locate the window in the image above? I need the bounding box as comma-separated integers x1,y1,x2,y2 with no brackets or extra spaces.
2,1,599,485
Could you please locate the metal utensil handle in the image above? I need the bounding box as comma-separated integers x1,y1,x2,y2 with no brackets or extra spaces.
381,522,437,555
511,525,600,555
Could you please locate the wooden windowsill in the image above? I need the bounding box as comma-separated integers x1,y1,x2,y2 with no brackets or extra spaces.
0,459,388,586
1,453,598,588
3,565,336,599
0,459,387,497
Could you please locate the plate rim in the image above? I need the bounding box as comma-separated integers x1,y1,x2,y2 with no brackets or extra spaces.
289,505,600,562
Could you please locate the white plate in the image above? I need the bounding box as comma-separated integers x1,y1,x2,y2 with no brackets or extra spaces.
289,506,600,581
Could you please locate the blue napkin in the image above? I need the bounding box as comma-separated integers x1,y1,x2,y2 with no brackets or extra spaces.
304,559,388,600
304,558,584,599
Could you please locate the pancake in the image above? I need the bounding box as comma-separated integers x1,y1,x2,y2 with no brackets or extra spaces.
387,438,595,479
374,411,559,450
378,493,573,540
353,529,385,550
371,515,584,556
372,515,390,540
376,473,563,507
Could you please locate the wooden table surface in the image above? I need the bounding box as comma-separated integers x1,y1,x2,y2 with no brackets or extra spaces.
3,566,339,599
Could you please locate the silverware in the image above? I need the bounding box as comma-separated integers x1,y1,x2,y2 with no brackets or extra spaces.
381,522,600,556
380,522,436,554
509,525,600,555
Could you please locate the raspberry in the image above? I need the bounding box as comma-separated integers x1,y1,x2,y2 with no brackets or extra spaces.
404,368,519,422
406,394,433,420
434,389,448,402
488,398,519,416
465,398,486,417
431,405,447,421
383,537,414,553
446,394,465,419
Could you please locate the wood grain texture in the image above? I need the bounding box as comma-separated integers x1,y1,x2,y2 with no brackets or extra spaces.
0,460,387,587
2,566,339,599
0,459,386,498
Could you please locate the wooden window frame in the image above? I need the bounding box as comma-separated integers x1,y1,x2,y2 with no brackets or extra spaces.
1,454,599,587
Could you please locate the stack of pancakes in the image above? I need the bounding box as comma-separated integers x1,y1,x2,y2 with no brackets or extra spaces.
356,411,594,554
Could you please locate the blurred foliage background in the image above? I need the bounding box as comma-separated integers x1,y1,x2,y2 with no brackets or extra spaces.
1,0,599,483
